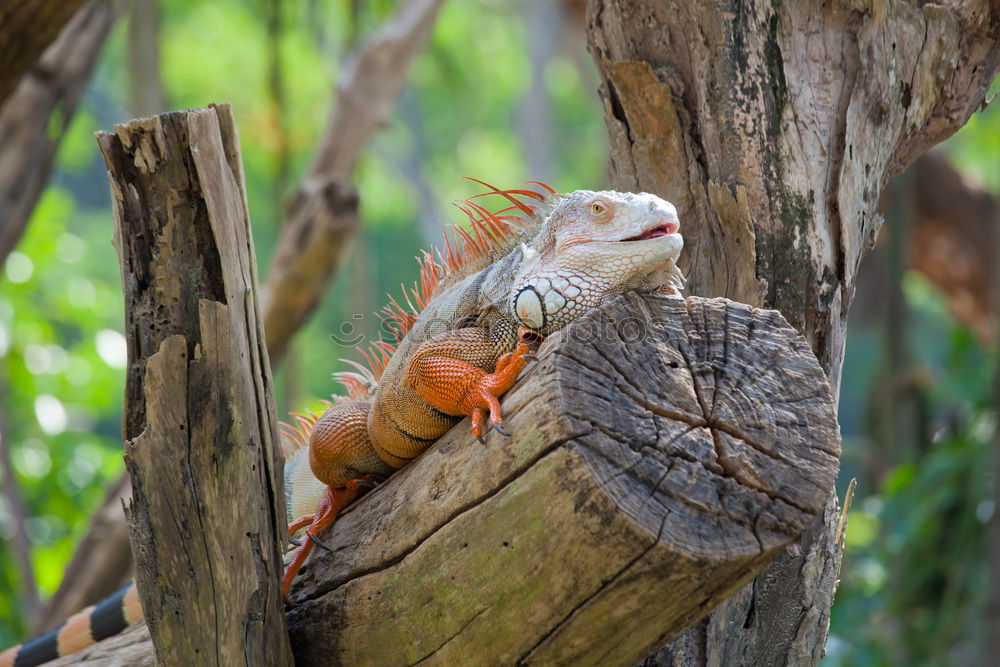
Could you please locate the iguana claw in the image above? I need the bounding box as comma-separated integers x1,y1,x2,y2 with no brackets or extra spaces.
308,532,335,552
282,477,373,602
492,422,511,436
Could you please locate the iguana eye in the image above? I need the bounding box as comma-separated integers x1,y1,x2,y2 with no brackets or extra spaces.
591,202,606,215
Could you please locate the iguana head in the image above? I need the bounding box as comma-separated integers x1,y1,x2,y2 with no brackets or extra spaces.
509,189,683,333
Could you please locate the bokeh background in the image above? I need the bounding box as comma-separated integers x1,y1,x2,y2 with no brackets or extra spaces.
0,1,997,664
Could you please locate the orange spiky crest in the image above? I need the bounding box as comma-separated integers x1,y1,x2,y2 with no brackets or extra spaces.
322,180,555,411
279,409,323,457
374,179,554,346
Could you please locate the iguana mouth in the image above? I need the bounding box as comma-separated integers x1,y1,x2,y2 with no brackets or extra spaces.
622,221,679,241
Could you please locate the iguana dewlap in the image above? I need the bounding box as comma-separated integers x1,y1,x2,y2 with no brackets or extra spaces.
0,182,683,666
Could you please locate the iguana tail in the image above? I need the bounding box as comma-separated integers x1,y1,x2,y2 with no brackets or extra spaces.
0,583,142,667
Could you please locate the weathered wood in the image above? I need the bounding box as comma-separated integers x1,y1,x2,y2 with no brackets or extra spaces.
97,105,293,665
48,622,153,667
284,293,839,665
587,1,1000,662
63,293,839,664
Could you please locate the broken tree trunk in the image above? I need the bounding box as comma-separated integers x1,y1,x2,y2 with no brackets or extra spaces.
58,293,841,664
587,0,1000,663
0,0,118,269
96,105,293,666
39,0,447,628
282,294,840,665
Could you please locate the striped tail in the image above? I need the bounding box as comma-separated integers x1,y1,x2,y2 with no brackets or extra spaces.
0,583,142,667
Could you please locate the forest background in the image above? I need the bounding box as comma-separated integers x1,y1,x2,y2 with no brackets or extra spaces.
0,1,998,664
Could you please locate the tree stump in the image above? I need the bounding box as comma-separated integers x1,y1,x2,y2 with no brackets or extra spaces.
96,105,293,666
285,293,839,665
58,292,839,664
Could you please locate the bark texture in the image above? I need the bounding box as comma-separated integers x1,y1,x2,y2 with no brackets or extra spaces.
38,0,447,627
261,0,445,364
0,0,89,104
0,0,118,269
59,293,841,664
587,0,1000,663
97,105,293,666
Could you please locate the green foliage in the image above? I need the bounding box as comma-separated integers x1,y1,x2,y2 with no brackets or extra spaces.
0,186,128,645
0,0,998,660
829,274,995,666
0,0,605,646
829,418,991,665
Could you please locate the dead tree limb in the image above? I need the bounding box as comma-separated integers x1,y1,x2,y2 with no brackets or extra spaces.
261,0,445,364
0,0,118,269
586,0,1000,663
96,105,293,665
0,0,89,104
126,0,166,118
73,293,840,664
906,152,998,345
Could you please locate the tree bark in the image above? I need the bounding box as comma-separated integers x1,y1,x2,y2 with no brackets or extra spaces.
38,0,447,627
96,105,293,666
261,0,445,365
0,0,89,104
0,0,118,269
69,293,841,664
586,0,1000,663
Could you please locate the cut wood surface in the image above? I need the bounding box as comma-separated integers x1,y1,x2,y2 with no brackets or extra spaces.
587,1,999,662
62,292,840,664
96,105,293,666
284,293,840,665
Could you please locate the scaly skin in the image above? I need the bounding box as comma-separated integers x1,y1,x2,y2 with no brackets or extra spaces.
283,188,683,600
0,187,684,665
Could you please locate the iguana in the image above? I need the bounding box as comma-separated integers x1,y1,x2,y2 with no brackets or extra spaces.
0,180,683,666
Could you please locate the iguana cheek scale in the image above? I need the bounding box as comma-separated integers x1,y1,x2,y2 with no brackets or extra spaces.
0,180,683,666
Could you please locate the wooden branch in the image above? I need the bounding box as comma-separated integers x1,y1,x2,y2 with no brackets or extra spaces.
126,0,166,117
261,0,445,365
74,293,839,663
905,152,998,345
587,1,999,662
0,0,118,268
0,0,88,104
96,105,293,665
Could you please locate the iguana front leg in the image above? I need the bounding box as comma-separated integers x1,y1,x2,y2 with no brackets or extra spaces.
407,326,541,437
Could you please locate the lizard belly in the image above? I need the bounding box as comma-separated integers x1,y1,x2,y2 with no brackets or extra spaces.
368,379,459,467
